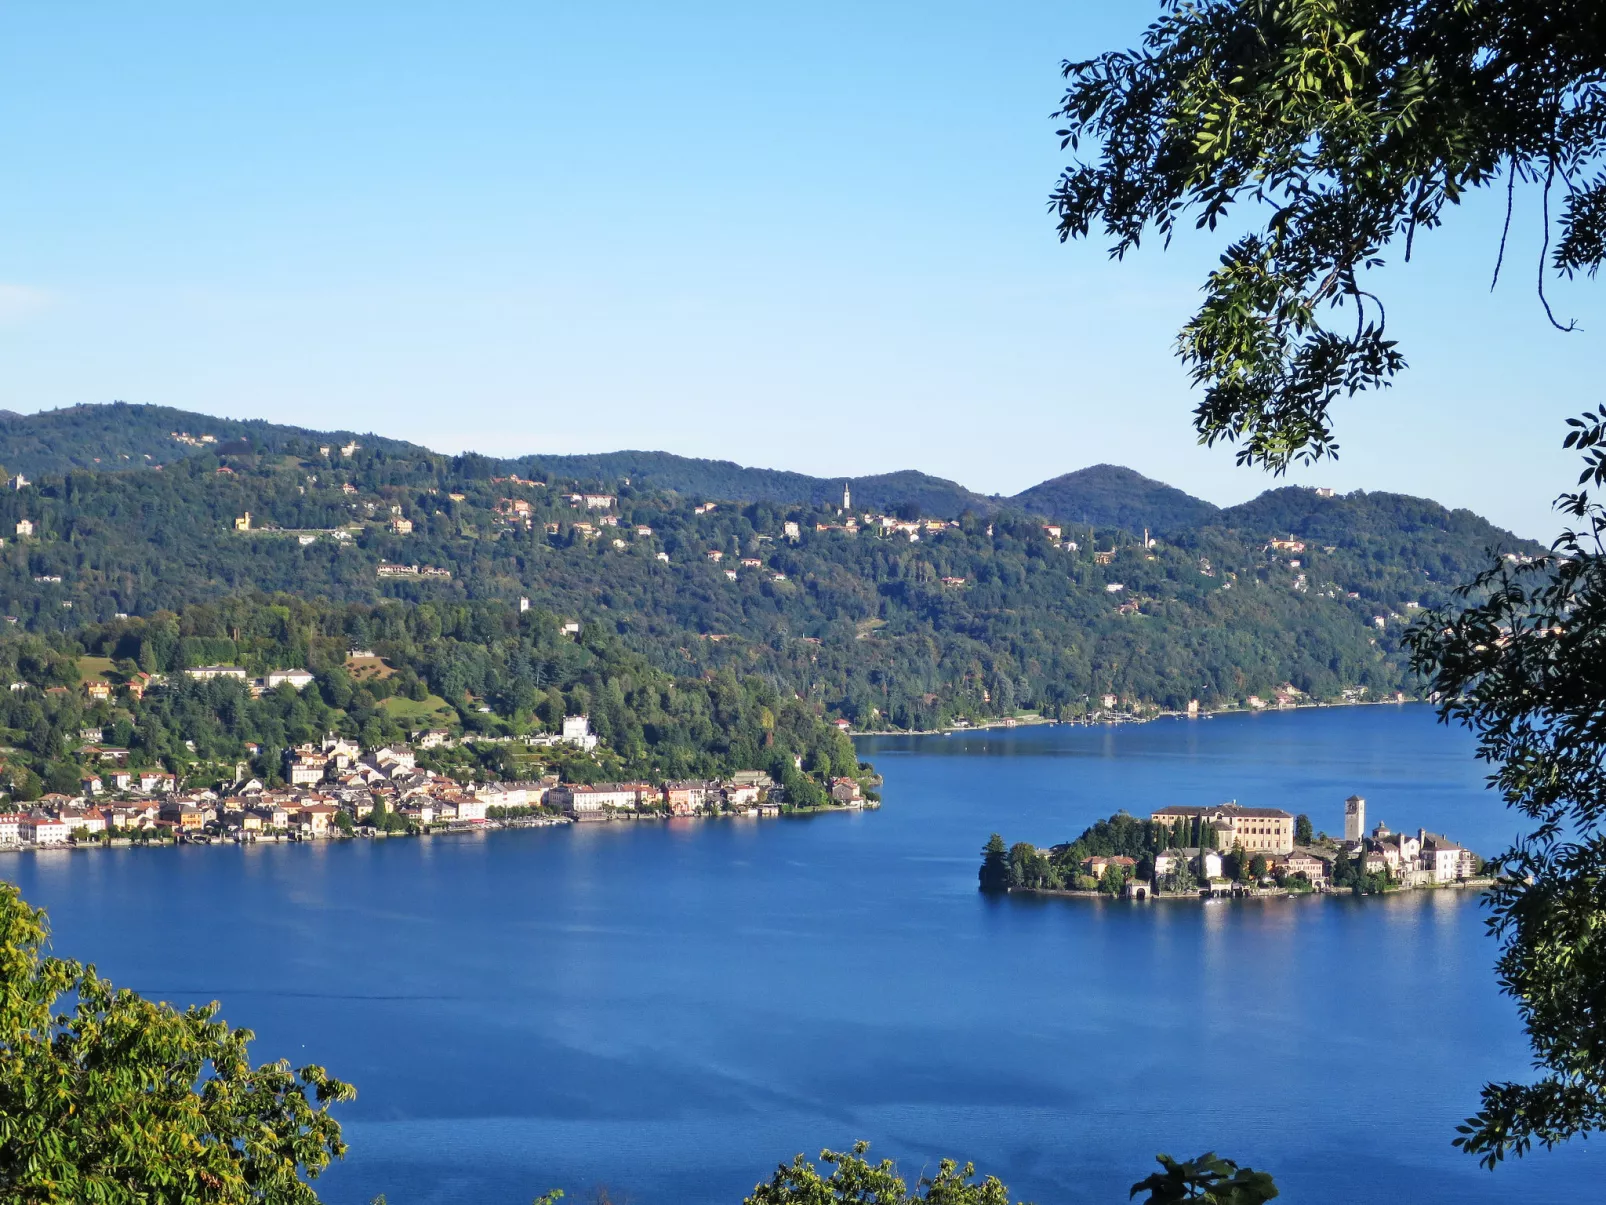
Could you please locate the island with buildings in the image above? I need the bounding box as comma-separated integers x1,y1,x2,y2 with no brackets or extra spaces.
979,793,1485,899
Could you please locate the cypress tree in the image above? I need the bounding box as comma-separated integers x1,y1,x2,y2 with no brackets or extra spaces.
978,833,1010,893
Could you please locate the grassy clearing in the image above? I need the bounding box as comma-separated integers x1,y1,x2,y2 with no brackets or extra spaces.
77,655,116,683
379,694,454,725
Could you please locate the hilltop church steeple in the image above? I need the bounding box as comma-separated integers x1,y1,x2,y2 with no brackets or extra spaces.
842,481,851,512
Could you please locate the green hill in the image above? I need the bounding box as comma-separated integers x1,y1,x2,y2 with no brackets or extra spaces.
0,401,1547,733
1007,464,1220,535
508,452,994,518
0,402,424,477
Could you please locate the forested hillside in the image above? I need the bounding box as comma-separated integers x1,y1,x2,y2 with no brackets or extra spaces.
0,596,861,804
0,403,419,476
1011,465,1222,534
0,405,1541,731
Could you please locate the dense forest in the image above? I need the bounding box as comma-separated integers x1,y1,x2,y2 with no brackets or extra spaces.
0,594,863,803
0,404,1541,734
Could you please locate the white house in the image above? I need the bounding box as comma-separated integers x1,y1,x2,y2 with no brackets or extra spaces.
373,745,416,771
475,784,527,809
266,669,315,691
1419,831,1469,884
21,815,69,846
186,665,248,682
286,756,326,786
561,715,599,751
561,782,650,813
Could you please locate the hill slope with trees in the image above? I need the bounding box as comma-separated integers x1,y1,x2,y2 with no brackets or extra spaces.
1008,464,1223,534
0,405,1541,733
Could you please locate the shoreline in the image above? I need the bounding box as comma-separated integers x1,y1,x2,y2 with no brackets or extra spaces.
849,696,1426,738
1001,877,1495,903
0,803,879,854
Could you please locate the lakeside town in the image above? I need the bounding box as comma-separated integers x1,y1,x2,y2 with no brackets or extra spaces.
984,794,1486,900
0,714,874,851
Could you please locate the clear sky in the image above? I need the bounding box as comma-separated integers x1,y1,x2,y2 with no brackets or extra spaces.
2,2,1599,540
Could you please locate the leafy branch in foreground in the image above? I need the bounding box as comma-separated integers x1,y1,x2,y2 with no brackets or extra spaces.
743,1141,1276,1204
1129,1152,1278,1204
1407,407,1606,1165
0,881,353,1204
1052,1,1606,470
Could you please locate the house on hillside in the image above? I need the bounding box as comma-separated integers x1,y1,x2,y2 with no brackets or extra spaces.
186,665,248,682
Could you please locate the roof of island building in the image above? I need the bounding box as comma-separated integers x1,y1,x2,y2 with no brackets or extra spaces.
1150,802,1294,820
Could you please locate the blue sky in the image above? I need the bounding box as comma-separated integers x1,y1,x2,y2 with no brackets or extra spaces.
2,2,1599,540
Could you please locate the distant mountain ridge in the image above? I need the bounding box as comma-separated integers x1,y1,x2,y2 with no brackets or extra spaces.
1010,465,1222,535
0,402,422,475
507,451,991,520
0,402,1538,554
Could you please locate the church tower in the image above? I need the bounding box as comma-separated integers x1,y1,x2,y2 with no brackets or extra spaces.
1344,794,1366,842
842,482,851,512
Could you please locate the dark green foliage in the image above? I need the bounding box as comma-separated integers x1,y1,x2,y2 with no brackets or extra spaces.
746,1142,1011,1205
978,833,1010,893
1008,842,1062,890
746,1142,1279,1205
1407,409,1606,1166
1328,849,1388,896
1052,0,1606,470
518,454,993,519
0,401,422,476
1221,850,1244,882
0,404,1542,728
1011,465,1219,535
1049,812,1161,872
0,594,863,794
1294,814,1313,845
1130,1152,1279,1204
0,883,353,1202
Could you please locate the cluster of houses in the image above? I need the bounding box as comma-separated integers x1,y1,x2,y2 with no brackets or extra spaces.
1066,799,1480,898
80,664,320,705
0,722,857,849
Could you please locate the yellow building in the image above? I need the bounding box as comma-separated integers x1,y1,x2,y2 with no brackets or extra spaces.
1150,803,1295,855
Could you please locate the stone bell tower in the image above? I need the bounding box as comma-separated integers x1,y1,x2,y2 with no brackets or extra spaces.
1344,794,1366,843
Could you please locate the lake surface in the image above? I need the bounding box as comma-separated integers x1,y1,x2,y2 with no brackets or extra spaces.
5,705,1594,1203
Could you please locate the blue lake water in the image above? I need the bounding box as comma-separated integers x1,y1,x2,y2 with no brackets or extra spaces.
4,705,1593,1203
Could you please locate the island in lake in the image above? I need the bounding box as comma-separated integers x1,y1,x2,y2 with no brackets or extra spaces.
980,794,1485,899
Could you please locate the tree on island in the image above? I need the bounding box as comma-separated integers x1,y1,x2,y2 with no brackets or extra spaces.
1294,815,1313,847
1008,842,1060,890
1054,0,1606,1166
1098,862,1130,896
978,833,1010,893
